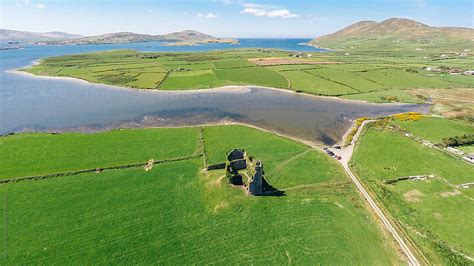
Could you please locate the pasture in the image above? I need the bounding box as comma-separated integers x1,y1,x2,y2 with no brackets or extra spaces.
393,117,474,144
351,122,474,264
22,49,474,103
1,125,400,264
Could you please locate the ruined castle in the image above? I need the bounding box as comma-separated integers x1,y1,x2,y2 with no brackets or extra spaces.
226,148,263,195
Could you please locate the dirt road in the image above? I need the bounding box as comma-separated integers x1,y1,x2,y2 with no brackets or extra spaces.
333,120,420,266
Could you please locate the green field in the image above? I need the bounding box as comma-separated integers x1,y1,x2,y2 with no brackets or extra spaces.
284,70,357,95
0,125,400,264
351,121,474,264
307,68,384,92
160,70,216,90
213,67,288,88
0,128,199,179
22,49,474,103
393,117,474,144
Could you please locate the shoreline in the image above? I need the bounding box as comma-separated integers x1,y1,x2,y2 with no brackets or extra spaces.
1,120,326,149
8,68,424,106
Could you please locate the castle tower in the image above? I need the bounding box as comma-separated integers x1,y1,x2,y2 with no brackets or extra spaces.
249,160,263,195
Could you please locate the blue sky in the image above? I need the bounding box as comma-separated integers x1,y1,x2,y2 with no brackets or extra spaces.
1,0,473,38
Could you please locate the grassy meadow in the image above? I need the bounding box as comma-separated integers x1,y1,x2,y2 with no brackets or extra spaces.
393,117,474,144
350,119,474,264
0,125,400,264
22,48,474,103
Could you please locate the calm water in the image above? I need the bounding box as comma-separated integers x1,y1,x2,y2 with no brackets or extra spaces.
0,39,428,144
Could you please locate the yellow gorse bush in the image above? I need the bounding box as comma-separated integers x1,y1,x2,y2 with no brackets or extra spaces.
391,112,423,121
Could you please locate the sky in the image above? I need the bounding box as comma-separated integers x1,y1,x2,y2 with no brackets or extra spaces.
1,0,473,38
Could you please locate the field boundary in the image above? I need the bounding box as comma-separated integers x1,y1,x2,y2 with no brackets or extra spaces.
0,154,201,184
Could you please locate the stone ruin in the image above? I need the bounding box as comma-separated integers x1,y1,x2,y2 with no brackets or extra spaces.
206,148,284,196
226,148,263,195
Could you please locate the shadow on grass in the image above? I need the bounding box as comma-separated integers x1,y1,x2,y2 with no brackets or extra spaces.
260,177,286,197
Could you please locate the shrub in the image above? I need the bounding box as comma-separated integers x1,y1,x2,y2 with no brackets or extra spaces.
442,134,474,147
391,112,423,121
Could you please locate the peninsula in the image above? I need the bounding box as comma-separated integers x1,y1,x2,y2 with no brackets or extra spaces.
36,30,239,46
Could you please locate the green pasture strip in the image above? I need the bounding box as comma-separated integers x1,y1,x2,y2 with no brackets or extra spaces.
284,70,358,95
266,65,322,71
212,59,255,69
341,89,425,103
160,71,217,90
162,63,214,71
125,72,168,89
351,125,474,264
0,128,199,179
307,68,384,92
1,154,198,184
393,117,474,144
359,68,453,88
213,67,288,88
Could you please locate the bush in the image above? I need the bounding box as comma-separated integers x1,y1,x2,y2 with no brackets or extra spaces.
442,134,474,147
345,117,371,145
391,112,423,121
381,95,399,102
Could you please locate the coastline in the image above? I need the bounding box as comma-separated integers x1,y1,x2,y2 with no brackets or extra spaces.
8,68,424,107
1,119,325,149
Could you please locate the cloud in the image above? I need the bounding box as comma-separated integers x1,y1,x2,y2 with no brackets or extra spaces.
267,9,298,18
214,0,300,19
198,12,217,19
33,3,45,8
241,7,299,18
243,3,275,9
241,8,266,16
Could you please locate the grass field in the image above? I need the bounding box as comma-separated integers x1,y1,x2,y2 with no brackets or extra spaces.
307,68,384,92
351,122,474,264
0,125,400,264
393,117,474,144
22,49,474,104
0,128,199,179
213,67,288,88
160,70,217,90
284,70,357,95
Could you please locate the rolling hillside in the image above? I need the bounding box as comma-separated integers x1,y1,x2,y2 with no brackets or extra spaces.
40,30,239,46
309,18,474,51
0,29,83,42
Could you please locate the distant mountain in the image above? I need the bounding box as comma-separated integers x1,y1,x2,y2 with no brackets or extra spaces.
40,30,239,46
308,18,474,51
0,29,83,42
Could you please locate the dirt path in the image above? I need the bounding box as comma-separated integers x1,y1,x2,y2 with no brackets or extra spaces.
332,120,420,266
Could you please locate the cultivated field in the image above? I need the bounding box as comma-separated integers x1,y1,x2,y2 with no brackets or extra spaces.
350,118,474,264
0,125,400,264
22,48,474,103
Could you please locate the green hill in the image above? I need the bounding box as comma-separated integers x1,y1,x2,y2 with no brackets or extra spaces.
309,18,474,51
